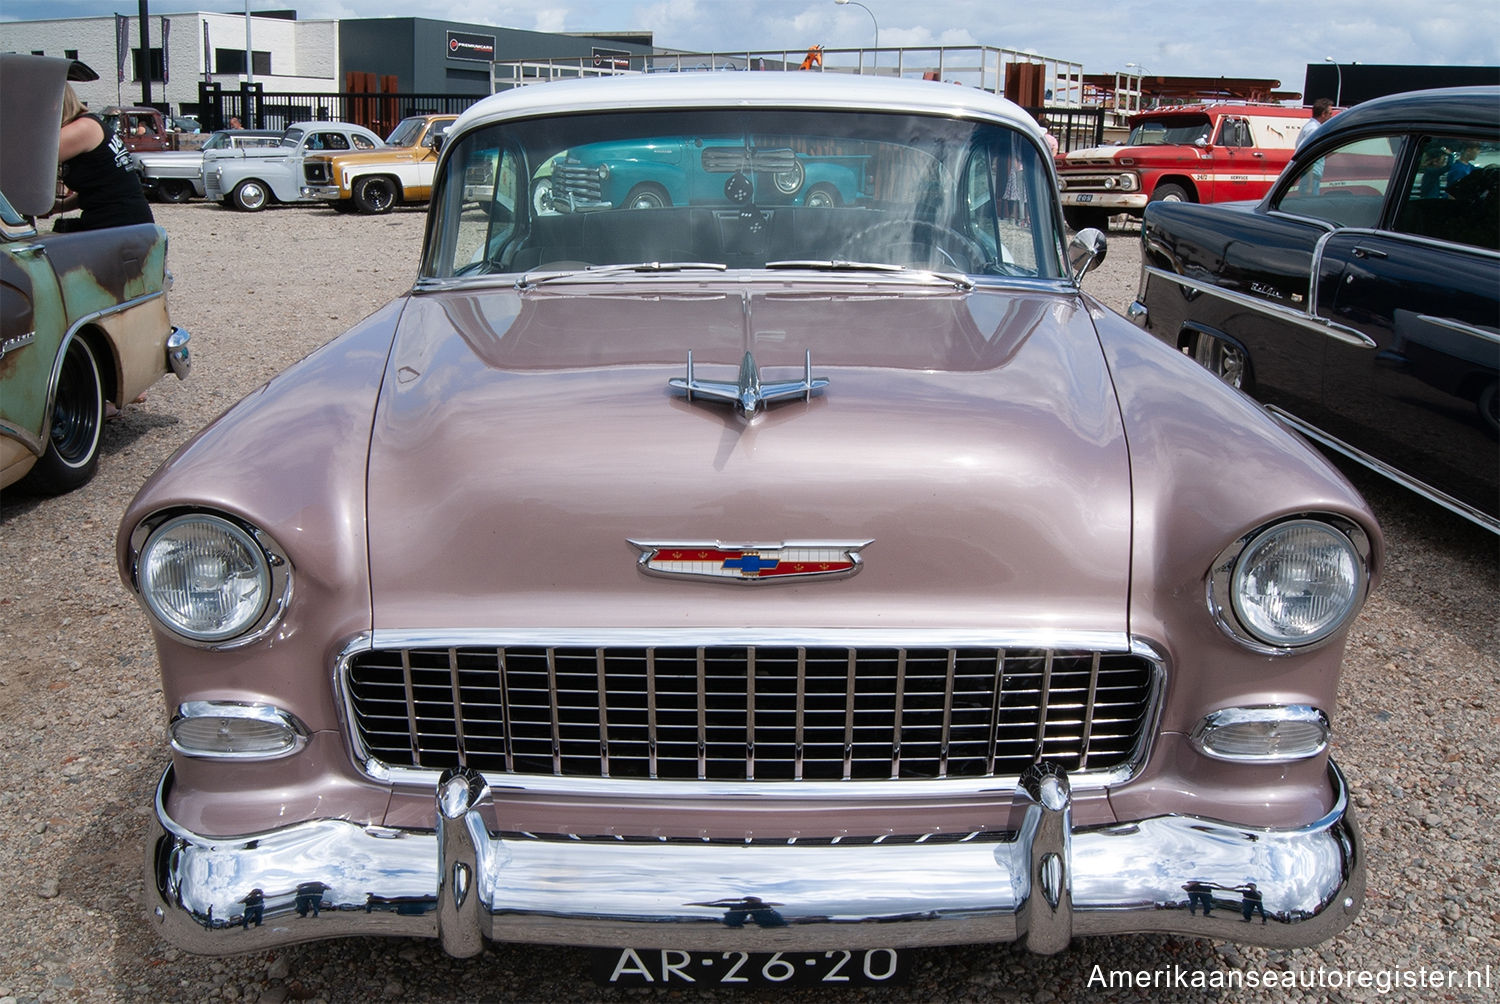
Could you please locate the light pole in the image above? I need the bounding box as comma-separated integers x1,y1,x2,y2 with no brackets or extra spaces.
1324,56,1341,106
833,0,878,69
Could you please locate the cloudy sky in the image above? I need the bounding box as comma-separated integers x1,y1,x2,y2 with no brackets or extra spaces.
4,0,1497,98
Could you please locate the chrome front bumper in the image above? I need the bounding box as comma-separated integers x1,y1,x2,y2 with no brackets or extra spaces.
299,185,342,199
147,761,1363,957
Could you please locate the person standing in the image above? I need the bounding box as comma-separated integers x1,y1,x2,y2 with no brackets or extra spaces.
1296,98,1335,151
49,83,154,232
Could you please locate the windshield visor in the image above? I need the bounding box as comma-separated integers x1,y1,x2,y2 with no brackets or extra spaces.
422,108,1065,281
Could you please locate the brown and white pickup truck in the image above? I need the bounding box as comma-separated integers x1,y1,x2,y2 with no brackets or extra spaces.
301,113,456,213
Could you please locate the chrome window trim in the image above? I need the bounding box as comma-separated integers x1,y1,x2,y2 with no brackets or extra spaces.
1266,407,1500,534
1206,514,1374,655
126,508,295,650
332,629,1163,800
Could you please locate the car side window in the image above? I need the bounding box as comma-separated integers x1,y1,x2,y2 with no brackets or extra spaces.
354,135,377,150
321,133,350,151
1275,134,1402,229
1217,118,1252,148
1396,135,1499,252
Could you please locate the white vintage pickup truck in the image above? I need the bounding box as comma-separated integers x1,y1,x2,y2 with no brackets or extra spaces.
130,130,281,202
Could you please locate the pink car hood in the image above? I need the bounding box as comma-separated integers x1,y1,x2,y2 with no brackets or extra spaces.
366,282,1132,635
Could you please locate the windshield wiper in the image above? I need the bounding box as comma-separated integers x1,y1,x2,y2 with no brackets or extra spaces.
517,261,727,289
765,259,973,290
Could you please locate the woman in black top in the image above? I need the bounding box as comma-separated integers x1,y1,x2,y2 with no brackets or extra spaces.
52,84,154,231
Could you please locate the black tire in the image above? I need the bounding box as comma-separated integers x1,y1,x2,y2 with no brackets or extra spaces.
1064,206,1112,232
803,184,840,208
24,337,104,494
1150,182,1192,204
232,179,269,212
623,183,670,210
157,179,193,203
353,176,398,215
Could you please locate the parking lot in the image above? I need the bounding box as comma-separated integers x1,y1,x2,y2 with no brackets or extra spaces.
0,202,1495,1002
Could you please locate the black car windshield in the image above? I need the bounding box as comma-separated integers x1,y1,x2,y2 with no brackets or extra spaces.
1127,114,1213,146
422,107,1065,283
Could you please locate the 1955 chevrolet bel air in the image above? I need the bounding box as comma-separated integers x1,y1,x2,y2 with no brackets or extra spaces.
121,72,1378,985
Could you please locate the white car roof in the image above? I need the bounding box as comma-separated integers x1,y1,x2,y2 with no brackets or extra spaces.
451,73,1043,138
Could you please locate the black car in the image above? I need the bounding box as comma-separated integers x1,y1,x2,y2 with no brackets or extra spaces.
1131,86,1498,533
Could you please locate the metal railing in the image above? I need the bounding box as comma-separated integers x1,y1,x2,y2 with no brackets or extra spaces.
491,44,1086,106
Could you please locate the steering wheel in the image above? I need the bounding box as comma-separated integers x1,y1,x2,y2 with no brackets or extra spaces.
835,218,988,272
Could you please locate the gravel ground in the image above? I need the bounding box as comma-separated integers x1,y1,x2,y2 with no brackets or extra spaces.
1,203,1496,1003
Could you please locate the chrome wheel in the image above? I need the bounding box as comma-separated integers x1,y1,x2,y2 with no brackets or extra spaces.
1191,332,1248,390
233,180,268,212
624,184,669,210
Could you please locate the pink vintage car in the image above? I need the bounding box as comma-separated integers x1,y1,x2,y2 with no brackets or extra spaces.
121,73,1378,986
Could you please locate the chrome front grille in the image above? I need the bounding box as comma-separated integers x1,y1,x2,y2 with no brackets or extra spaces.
551,161,604,203
345,645,1156,782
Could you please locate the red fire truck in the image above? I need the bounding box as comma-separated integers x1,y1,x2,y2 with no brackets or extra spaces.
1057,103,1312,230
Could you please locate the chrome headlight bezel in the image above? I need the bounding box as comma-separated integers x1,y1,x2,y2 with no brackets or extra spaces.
130,510,292,649
1207,515,1371,655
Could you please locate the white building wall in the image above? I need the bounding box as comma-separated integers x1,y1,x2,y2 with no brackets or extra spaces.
0,13,337,116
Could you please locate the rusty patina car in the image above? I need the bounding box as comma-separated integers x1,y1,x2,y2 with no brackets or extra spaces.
123,74,1378,985
1,54,189,495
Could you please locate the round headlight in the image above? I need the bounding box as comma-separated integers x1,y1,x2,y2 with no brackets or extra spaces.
138,514,271,642
1229,520,1363,648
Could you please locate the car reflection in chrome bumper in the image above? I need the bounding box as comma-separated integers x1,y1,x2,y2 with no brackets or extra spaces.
146,761,1363,957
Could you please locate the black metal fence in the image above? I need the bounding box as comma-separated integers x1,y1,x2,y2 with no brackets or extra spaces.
197,82,484,137
1028,106,1105,153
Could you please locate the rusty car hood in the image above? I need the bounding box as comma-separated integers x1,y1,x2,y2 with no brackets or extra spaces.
365,282,1132,634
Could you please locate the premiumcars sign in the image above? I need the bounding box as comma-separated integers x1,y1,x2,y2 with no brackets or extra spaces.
446,31,495,62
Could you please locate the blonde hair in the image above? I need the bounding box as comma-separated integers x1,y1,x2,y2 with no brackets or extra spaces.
61,83,87,125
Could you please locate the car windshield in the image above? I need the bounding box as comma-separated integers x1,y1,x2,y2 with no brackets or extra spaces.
1127,114,1213,146
280,128,302,149
422,107,1065,283
385,117,428,147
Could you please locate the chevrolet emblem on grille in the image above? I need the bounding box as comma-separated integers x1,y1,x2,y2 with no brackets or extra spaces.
628,539,873,583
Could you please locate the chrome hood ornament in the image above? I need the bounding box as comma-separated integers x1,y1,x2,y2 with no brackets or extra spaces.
629,539,873,583
669,349,828,421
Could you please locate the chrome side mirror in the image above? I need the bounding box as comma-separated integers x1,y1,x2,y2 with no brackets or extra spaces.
1068,227,1108,283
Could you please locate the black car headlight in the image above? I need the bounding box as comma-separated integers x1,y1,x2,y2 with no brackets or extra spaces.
1209,517,1370,653
134,512,290,645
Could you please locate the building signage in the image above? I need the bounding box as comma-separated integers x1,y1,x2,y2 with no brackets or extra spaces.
447,31,495,63
592,47,631,70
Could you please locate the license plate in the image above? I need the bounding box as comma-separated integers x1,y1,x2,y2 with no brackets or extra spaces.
1075,193,1094,202
593,948,908,987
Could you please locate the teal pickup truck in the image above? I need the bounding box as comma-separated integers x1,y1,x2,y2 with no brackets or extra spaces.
543,136,869,211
